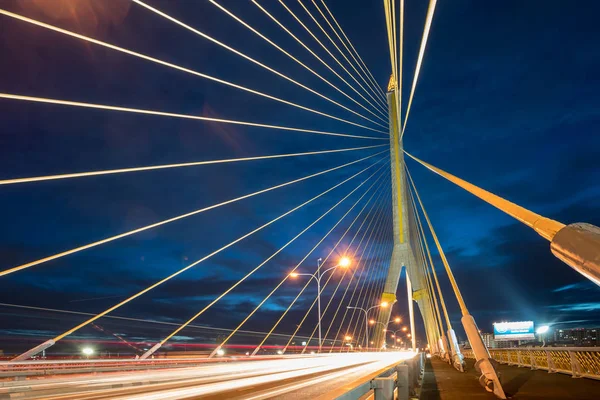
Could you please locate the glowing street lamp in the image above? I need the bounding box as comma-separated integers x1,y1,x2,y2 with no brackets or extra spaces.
394,317,401,323
82,347,94,358
536,325,550,346
290,256,352,351
345,335,352,341
402,326,408,332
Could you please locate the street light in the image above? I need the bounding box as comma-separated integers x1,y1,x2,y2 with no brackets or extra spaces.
290,256,351,351
394,317,401,323
347,302,390,350
536,325,550,347
82,347,94,358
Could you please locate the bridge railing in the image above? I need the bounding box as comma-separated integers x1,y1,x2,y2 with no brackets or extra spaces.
462,347,600,380
317,353,425,400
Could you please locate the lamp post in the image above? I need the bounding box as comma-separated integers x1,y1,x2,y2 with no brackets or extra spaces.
347,301,390,350
536,325,549,347
290,256,351,351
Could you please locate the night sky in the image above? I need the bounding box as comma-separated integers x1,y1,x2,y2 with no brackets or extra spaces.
0,0,599,354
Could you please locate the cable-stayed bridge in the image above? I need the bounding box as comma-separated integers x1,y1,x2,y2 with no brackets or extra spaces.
0,0,599,399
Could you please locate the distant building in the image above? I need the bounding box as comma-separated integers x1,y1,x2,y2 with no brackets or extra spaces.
481,332,497,349
554,328,600,347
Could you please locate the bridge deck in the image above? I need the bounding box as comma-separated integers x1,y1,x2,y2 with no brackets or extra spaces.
421,358,600,399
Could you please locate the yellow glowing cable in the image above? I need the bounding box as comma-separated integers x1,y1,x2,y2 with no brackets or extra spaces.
401,0,438,139
277,0,387,113
252,1,388,119
318,0,385,99
133,0,387,129
210,0,388,125
151,158,386,350
0,151,385,279
41,155,387,346
253,173,388,355
310,0,385,102
326,183,391,352
303,185,391,352
281,181,390,353
346,214,392,347
408,185,451,332
0,93,386,141
405,165,469,316
0,8,387,135
404,151,565,240
0,144,385,186
295,0,387,110
208,165,387,357
320,195,390,347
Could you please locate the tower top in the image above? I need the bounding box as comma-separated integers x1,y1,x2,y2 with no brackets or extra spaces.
387,74,396,92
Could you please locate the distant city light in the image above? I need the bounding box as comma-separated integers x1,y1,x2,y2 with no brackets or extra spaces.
301,341,307,346
536,325,550,334
82,347,94,356
277,350,283,355
216,349,225,356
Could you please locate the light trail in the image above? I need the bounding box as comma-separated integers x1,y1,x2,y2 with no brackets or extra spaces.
0,353,416,399
0,151,384,279
0,93,386,141
133,0,387,129
252,0,388,119
14,155,386,360
0,144,385,186
401,0,438,138
0,8,387,135
143,159,387,359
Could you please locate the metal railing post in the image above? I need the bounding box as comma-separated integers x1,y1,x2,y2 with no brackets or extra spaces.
395,364,409,400
568,351,582,378
547,350,556,374
372,376,395,400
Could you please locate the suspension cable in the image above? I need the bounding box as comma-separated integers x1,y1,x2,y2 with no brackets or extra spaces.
0,144,385,186
318,0,385,99
0,9,387,135
282,180,390,353
209,0,388,125
0,151,385,278
300,186,390,353
401,0,438,139
34,156,386,351
277,0,387,113
295,0,387,109
405,151,565,241
208,166,387,357
405,168,453,331
133,0,387,129
252,0,388,119
310,0,384,101
405,165,469,315
330,187,392,351
0,93,386,141
255,174,388,355
321,192,391,350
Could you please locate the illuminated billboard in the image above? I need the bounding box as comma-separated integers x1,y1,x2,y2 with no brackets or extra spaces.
493,321,535,341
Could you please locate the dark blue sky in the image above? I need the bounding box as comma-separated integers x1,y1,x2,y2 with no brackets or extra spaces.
0,0,598,352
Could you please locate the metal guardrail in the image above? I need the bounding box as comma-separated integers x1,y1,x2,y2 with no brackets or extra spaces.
316,353,426,400
462,347,600,380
